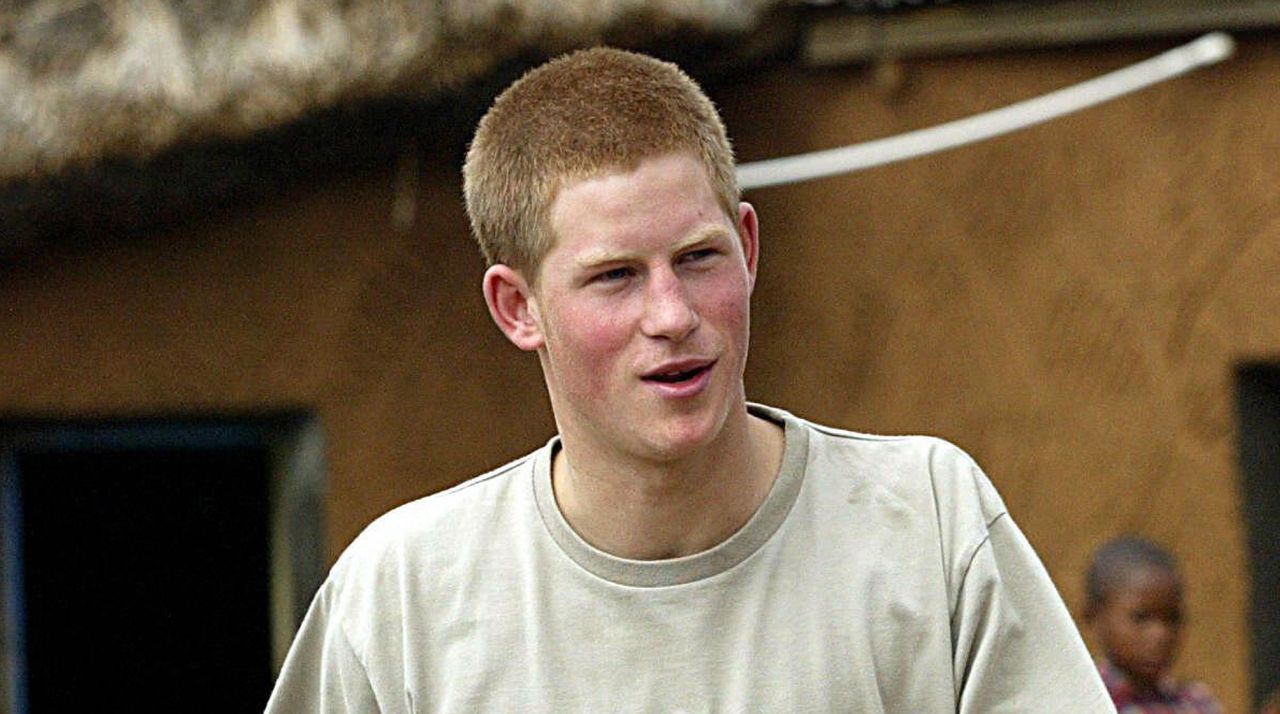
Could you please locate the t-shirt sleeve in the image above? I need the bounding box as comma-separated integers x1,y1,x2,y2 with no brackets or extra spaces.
263,578,381,714
951,511,1116,714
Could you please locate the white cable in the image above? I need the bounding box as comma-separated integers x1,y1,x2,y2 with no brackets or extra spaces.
736,32,1235,191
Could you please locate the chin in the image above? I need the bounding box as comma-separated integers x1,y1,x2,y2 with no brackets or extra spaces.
638,410,730,459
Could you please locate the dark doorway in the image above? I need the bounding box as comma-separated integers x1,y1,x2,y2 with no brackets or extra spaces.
0,415,325,713
1236,363,1280,710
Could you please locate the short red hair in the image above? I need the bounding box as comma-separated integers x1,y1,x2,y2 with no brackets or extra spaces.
463,47,738,280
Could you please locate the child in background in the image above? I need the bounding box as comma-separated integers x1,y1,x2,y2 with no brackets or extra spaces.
1260,687,1280,714
1085,536,1224,714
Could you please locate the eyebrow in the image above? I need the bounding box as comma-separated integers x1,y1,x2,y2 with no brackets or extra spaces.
572,225,732,271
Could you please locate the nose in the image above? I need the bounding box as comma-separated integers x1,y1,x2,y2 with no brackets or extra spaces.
640,267,699,341
1143,622,1179,657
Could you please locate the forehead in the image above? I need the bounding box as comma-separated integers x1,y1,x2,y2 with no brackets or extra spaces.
552,152,716,211
1109,566,1182,607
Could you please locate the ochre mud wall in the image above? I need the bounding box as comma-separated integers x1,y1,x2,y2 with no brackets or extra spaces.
1,162,555,546
2,36,1274,712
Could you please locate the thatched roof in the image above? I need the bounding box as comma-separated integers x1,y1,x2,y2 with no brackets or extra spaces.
0,0,782,186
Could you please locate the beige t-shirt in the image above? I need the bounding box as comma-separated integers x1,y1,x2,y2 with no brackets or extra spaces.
265,404,1115,713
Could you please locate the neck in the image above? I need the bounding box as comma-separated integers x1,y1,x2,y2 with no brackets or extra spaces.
1106,659,1162,697
552,409,785,560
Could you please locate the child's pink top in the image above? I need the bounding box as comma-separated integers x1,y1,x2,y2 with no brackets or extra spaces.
1098,659,1224,714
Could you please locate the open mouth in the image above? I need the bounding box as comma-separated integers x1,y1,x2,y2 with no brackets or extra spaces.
643,362,713,384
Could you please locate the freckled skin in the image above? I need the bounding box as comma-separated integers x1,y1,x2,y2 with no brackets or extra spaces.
530,152,759,467
1092,567,1184,694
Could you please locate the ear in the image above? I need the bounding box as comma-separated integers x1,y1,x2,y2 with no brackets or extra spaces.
736,201,760,290
482,264,545,351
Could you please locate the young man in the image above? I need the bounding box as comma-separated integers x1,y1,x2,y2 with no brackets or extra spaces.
265,48,1115,712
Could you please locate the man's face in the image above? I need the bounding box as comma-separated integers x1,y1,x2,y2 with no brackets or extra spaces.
528,152,758,464
1093,567,1184,690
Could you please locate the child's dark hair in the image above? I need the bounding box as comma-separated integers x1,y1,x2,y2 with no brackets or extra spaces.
1085,535,1180,619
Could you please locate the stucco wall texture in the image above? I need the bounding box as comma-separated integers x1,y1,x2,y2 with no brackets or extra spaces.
3,36,1276,713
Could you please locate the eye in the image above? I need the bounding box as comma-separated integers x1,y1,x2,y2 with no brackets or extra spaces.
593,266,633,283
679,248,718,264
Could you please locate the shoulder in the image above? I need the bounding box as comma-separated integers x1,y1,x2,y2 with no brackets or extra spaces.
764,406,1011,588
328,449,537,594
766,407,1042,633
1176,679,1225,712
309,449,541,650
786,409,1007,525
373,452,533,532
804,416,972,471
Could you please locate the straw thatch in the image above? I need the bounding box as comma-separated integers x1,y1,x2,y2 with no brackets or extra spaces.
0,0,781,186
